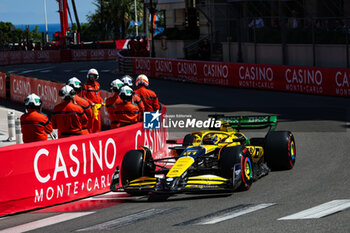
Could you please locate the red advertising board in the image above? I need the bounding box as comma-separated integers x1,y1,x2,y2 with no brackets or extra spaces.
10,75,65,111
0,73,6,99
132,56,350,98
0,106,168,216
0,49,118,66
71,49,119,61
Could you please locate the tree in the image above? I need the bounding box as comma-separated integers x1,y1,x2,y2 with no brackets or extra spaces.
83,0,144,41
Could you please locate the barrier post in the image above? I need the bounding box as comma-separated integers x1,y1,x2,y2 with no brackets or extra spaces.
15,117,23,144
7,110,15,141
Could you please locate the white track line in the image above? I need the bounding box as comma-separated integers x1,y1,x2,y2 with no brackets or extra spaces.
39,70,52,73
0,212,94,233
196,203,275,225
76,208,173,231
79,70,88,73
279,200,350,220
100,70,110,72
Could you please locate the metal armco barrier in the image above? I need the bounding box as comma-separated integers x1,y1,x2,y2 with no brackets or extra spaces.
15,117,23,144
7,111,15,141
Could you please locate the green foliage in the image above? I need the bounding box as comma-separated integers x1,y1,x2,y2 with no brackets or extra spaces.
0,21,43,43
80,0,145,41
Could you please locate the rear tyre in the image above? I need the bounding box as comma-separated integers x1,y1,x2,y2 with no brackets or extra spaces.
182,134,194,147
120,148,155,187
265,131,296,171
219,146,254,191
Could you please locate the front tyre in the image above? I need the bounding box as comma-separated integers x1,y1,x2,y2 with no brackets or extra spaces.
219,146,254,191
265,131,296,171
120,147,155,187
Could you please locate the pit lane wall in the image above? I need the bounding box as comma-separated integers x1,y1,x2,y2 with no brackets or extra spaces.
132,57,350,97
0,75,168,216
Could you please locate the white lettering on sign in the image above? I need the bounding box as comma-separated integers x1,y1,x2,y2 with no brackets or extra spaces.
203,64,229,78
33,138,117,184
136,59,151,70
135,128,166,158
13,79,31,95
239,66,274,81
73,50,87,58
34,175,111,203
155,60,172,73
177,62,198,75
91,50,105,57
0,75,3,91
335,72,350,87
37,83,59,104
285,68,323,85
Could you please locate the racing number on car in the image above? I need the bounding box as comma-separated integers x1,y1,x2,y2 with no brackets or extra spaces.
183,151,197,156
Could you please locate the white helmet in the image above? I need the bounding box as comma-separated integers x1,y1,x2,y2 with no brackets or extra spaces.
67,77,82,89
110,79,124,92
25,93,42,107
87,68,99,80
119,86,133,99
121,75,133,87
59,85,76,100
135,74,149,87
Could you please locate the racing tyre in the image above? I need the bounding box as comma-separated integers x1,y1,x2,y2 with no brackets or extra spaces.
182,134,194,147
265,131,296,171
120,147,155,187
219,146,254,191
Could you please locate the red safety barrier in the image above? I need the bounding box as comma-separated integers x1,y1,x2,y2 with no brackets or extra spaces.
0,105,168,216
9,75,118,127
0,49,119,66
133,57,350,98
71,49,119,62
10,75,65,111
0,73,6,99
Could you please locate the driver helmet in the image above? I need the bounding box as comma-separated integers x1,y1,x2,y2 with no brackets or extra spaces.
121,75,133,87
59,85,76,100
135,74,149,87
119,86,133,101
203,134,219,145
67,77,82,93
110,79,124,93
87,68,99,80
24,93,42,109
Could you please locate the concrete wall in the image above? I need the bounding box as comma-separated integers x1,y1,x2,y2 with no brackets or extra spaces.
154,40,350,68
222,42,350,68
154,40,185,59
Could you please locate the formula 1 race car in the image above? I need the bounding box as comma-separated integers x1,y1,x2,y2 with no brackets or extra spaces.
110,115,296,196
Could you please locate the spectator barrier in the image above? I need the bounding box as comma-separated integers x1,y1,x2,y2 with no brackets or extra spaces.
132,57,350,98
0,73,5,99
1,74,168,216
0,49,119,66
9,74,114,127
0,116,168,216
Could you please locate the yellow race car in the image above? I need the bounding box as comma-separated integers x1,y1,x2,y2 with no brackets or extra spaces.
110,115,296,196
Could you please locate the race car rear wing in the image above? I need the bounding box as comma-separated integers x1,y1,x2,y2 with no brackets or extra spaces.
208,114,277,131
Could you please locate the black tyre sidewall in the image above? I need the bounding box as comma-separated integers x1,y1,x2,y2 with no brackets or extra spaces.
219,146,254,190
265,131,296,170
120,150,144,186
